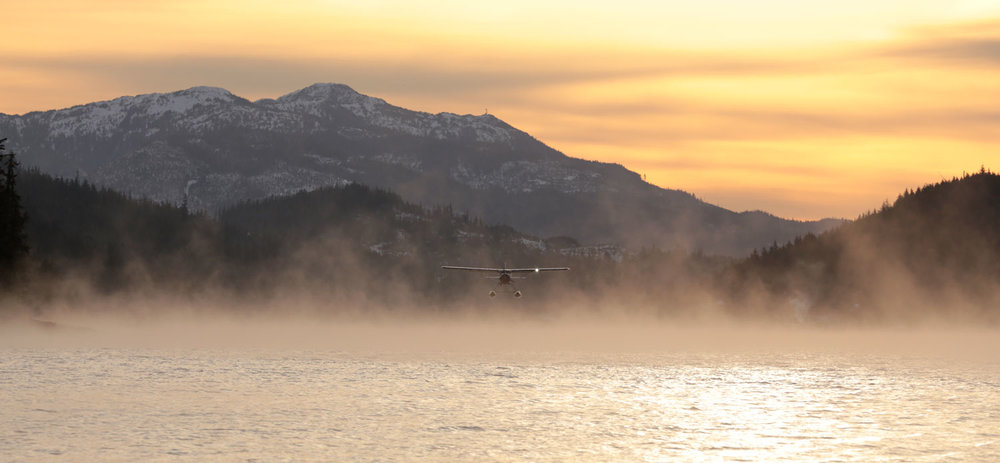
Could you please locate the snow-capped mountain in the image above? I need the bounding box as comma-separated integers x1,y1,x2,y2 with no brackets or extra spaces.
0,83,840,255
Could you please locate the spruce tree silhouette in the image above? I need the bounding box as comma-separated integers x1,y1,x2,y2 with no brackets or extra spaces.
0,138,29,286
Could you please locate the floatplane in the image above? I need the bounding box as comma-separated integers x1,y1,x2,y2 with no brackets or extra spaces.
441,265,570,297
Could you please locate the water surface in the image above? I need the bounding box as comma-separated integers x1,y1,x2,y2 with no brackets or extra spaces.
2,323,998,462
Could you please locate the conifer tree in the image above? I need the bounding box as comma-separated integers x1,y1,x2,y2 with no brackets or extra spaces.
0,138,29,286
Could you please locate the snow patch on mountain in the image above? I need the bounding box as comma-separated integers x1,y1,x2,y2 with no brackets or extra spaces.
269,83,515,144
46,87,241,138
142,87,238,116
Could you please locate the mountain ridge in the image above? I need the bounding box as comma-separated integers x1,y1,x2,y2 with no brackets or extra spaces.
0,83,841,255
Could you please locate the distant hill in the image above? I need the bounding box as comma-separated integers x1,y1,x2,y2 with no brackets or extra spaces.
730,169,1000,319
1,84,839,256
16,170,607,304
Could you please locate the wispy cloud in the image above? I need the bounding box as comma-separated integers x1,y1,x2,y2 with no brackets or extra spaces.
876,19,1000,65
892,38,1000,64
2,49,813,113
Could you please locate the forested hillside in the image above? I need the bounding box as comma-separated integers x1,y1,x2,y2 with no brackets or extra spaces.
16,171,724,310
15,171,571,303
728,169,1000,320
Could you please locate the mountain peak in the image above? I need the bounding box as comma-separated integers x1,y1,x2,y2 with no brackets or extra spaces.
108,86,239,107
277,83,372,104
109,86,242,118
172,86,238,100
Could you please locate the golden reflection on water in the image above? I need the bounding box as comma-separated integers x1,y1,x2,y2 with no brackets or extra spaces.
1,343,998,462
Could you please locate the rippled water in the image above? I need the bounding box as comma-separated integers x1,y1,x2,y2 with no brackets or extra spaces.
2,328,999,462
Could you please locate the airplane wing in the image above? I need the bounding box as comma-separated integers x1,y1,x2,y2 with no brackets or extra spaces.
506,267,570,273
441,266,569,273
441,266,506,273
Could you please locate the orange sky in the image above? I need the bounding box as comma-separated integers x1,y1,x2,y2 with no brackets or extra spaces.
3,0,1000,219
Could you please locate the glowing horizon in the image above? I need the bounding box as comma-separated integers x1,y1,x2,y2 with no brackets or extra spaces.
4,0,1000,220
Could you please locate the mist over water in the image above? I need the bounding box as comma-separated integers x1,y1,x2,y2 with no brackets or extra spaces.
3,305,999,462
4,306,1000,356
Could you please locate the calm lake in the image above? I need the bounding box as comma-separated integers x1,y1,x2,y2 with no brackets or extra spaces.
2,319,998,462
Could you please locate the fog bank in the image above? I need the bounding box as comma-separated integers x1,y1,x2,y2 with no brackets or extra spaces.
4,304,997,365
